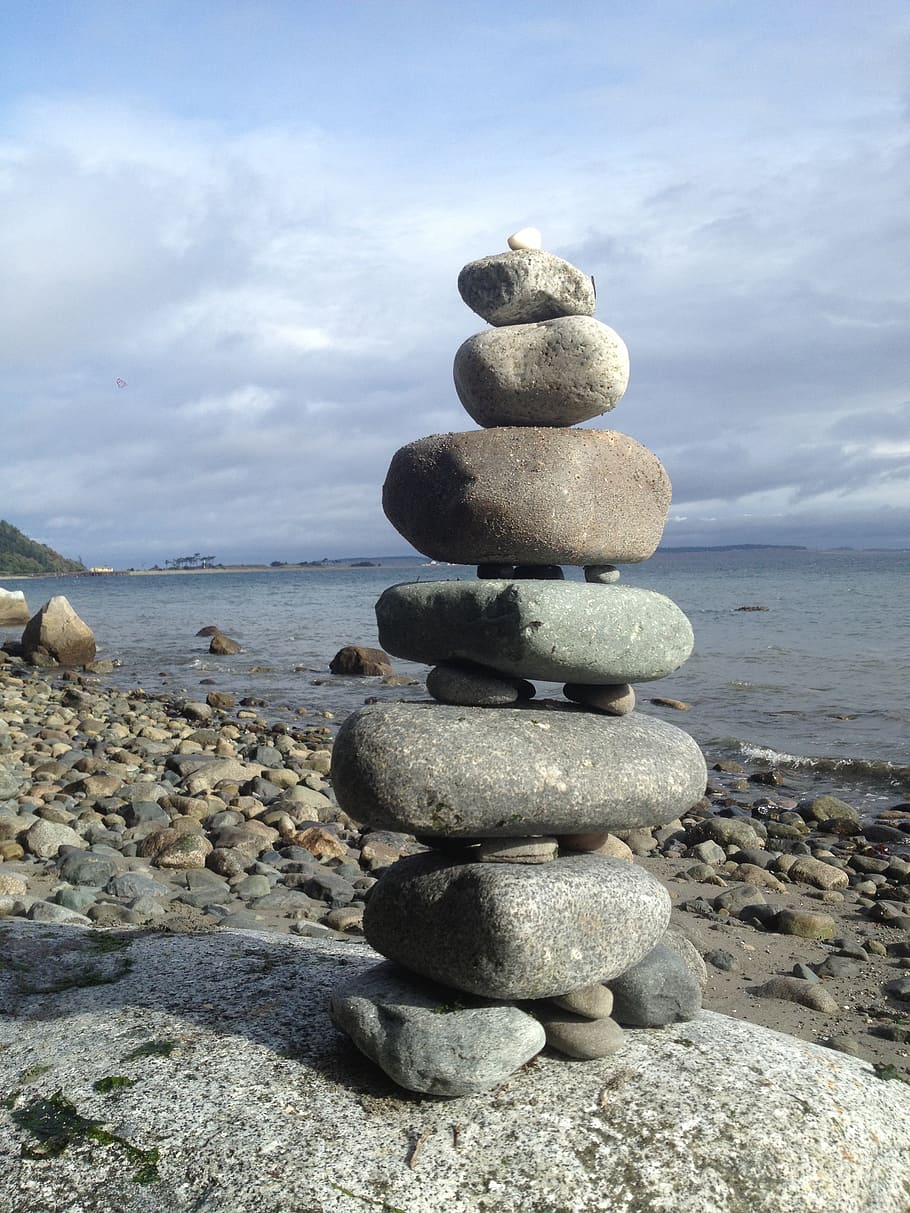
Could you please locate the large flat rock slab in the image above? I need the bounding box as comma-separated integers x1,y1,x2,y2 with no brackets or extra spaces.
457,248,596,326
454,315,629,427
330,701,707,836
362,852,671,998
382,428,671,566
376,579,694,683
0,922,908,1213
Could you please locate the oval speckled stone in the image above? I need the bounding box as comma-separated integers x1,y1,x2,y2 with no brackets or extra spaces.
382,428,671,566
330,701,707,838
453,316,629,427
376,580,693,684
457,249,595,326
363,852,671,1000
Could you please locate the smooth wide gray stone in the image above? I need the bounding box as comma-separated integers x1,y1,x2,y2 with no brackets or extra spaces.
458,249,595,326
376,580,694,684
331,701,707,837
331,961,545,1097
363,853,671,999
454,315,629,427
382,428,671,566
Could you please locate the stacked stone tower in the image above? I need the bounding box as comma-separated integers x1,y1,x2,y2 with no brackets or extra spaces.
330,229,707,1098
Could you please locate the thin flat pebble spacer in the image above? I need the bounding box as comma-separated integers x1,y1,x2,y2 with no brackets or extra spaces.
330,701,707,837
458,250,595,326
382,428,671,566
376,580,693,684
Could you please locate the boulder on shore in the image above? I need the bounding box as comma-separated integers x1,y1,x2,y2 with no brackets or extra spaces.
0,923,907,1213
0,588,29,627
329,645,392,676
21,595,96,665
209,632,242,655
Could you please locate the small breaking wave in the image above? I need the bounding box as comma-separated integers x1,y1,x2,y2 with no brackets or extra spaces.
736,742,910,790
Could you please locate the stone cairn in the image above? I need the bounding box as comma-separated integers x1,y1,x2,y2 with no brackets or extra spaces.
330,228,708,1098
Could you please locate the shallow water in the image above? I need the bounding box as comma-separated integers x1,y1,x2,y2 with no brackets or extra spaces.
5,548,908,810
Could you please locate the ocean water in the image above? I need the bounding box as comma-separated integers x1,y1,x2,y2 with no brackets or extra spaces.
4,549,908,811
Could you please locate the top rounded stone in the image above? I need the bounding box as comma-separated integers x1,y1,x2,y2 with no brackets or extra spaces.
458,250,596,327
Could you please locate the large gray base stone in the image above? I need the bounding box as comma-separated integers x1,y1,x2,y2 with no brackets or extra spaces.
362,851,671,999
330,960,545,1097
331,700,707,837
0,923,908,1213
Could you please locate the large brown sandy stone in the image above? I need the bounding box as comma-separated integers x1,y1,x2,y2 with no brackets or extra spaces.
382,428,671,565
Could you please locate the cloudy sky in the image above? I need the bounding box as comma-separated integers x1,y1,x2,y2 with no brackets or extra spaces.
1,1,907,566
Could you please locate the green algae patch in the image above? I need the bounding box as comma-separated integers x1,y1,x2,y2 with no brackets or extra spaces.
93,1075,137,1094
11,1089,160,1183
123,1039,177,1061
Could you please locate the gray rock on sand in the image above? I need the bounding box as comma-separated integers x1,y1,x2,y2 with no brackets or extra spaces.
0,588,28,627
382,428,671,566
21,596,96,666
330,960,545,1097
331,701,707,838
608,942,703,1027
457,249,596,326
376,580,693,685
453,315,630,427
362,851,671,1000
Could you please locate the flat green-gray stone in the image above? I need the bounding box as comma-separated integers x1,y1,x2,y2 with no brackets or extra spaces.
376,580,694,684
330,701,707,837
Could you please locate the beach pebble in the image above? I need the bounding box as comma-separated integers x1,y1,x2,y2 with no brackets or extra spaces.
507,227,542,251
23,819,86,858
608,943,703,1027
563,682,635,716
382,428,671,567
558,833,633,861
799,794,860,823
363,852,670,1000
474,837,559,864
535,1009,625,1059
331,960,545,1098
329,646,392,677
687,816,765,852
777,855,849,891
774,908,837,940
550,982,614,1019
458,249,595,326
753,976,839,1014
584,565,621,583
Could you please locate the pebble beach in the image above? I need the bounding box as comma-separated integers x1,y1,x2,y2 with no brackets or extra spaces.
2,654,909,1075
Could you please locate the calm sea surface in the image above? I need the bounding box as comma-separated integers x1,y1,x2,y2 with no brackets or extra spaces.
5,549,909,811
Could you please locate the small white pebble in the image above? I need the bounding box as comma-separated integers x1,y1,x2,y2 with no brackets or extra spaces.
507,226,542,251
